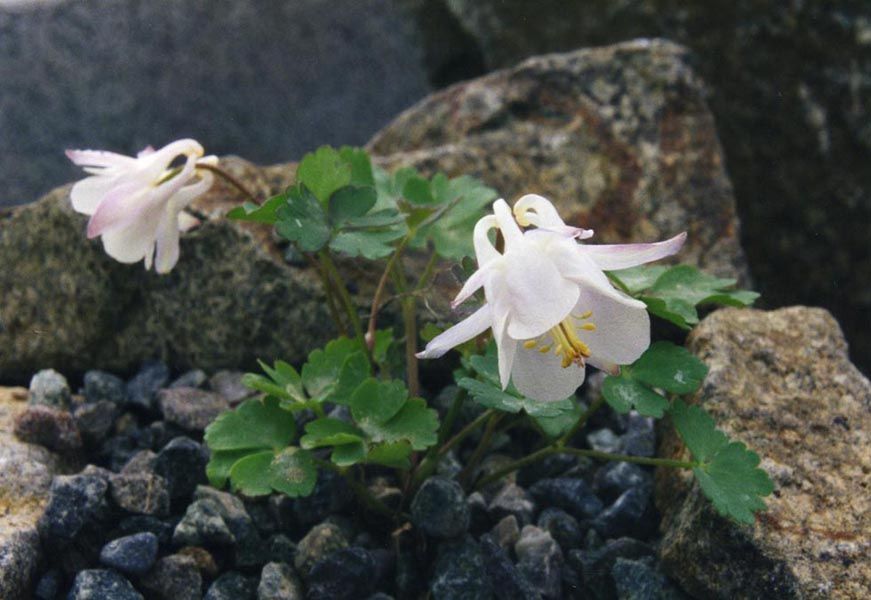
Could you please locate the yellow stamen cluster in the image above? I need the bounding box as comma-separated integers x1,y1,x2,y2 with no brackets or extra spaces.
523,311,595,368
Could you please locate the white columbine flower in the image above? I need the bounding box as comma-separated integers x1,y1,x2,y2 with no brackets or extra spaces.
66,139,217,273
417,194,686,402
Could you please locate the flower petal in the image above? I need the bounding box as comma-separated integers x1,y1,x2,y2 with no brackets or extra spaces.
573,284,649,367
513,194,593,239
492,199,524,248
581,232,687,271
416,304,493,359
138,139,204,181
472,215,500,266
86,181,151,238
510,343,586,402
65,149,136,169
491,304,516,389
99,203,164,264
503,242,579,340
154,208,181,274
70,174,119,215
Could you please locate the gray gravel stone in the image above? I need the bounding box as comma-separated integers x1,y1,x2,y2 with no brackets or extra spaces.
411,476,470,539
170,370,208,390
67,569,143,600
208,370,252,404
307,546,377,600
109,473,170,516
27,369,70,409
257,561,303,600
158,387,228,431
142,554,202,600
204,571,257,600
173,499,235,547
479,535,539,600
529,478,603,521
487,483,536,527
125,361,169,412
99,532,159,575
73,400,118,444
83,370,126,405
153,437,208,501
431,536,493,600
38,473,108,540
13,405,82,451
293,523,348,579
515,525,563,600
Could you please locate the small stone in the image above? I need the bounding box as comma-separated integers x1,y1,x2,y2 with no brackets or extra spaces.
73,400,118,444
307,546,377,600
435,449,463,479
33,568,61,600
153,436,208,501
593,462,652,503
177,546,220,578
147,420,188,451
83,370,126,405
515,525,563,600
293,523,348,578
529,478,603,521
142,554,202,600
120,450,158,474
567,538,655,599
173,499,236,547
126,360,170,412
431,536,493,599
516,453,577,487
99,422,153,472
267,533,297,564
205,571,257,600
593,486,656,540
99,532,159,575
620,414,655,457
466,491,490,533
158,387,229,431
411,476,470,539
209,370,253,404
28,368,71,409
612,557,684,600
14,405,82,451
292,470,351,527
67,569,142,599
117,515,177,547
479,535,539,600
489,515,520,550
170,369,208,389
194,486,264,567
537,508,584,552
586,428,622,453
487,483,536,527
258,561,303,600
39,473,108,540
109,472,170,516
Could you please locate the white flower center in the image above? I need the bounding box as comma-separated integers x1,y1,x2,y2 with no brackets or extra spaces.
523,311,596,368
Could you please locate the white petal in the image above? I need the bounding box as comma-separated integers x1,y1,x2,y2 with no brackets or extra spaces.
69,175,118,215
86,181,152,237
574,284,650,367
138,139,204,181
99,204,163,264
168,169,214,213
177,211,200,232
472,215,500,266
154,209,181,274
492,199,524,248
511,343,586,402
491,305,517,389
502,242,579,340
547,238,618,293
512,194,592,238
581,232,687,271
452,261,499,309
416,304,493,359
65,149,136,169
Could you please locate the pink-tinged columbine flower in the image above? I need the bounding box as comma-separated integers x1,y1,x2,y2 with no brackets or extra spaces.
66,139,217,273
417,194,686,402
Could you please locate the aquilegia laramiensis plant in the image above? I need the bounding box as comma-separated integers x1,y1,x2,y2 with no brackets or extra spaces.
417,194,686,401
67,144,773,526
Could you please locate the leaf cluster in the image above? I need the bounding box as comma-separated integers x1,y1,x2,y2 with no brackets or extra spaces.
205,333,439,496
228,146,496,261
608,264,759,329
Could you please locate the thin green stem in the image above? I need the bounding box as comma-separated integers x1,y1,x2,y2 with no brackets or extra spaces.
439,389,467,444
414,251,440,293
305,254,347,336
557,392,607,447
475,446,696,491
410,406,491,488
390,264,420,398
319,251,366,348
196,162,259,203
458,412,503,487
365,235,412,349
315,459,401,520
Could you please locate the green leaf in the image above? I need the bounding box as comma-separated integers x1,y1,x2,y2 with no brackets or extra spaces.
301,338,369,401
349,378,408,428
328,186,378,226
670,400,774,524
229,450,275,496
268,448,317,498
226,194,286,224
366,441,413,469
275,184,331,252
641,296,698,329
331,442,366,467
376,397,439,450
530,399,583,438
402,175,436,205
607,265,669,294
457,377,567,418
342,208,404,229
329,228,404,259
601,376,669,418
297,146,351,206
206,449,252,488
249,359,306,403
370,329,394,366
329,351,372,405
204,397,296,451
300,418,365,449
338,146,375,187
630,342,708,394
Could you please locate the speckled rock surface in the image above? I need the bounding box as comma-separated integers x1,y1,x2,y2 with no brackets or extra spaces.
369,39,748,283
656,307,871,599
0,387,64,599
1,41,747,380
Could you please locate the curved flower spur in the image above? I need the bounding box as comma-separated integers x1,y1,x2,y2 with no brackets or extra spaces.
66,139,217,273
417,194,686,402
